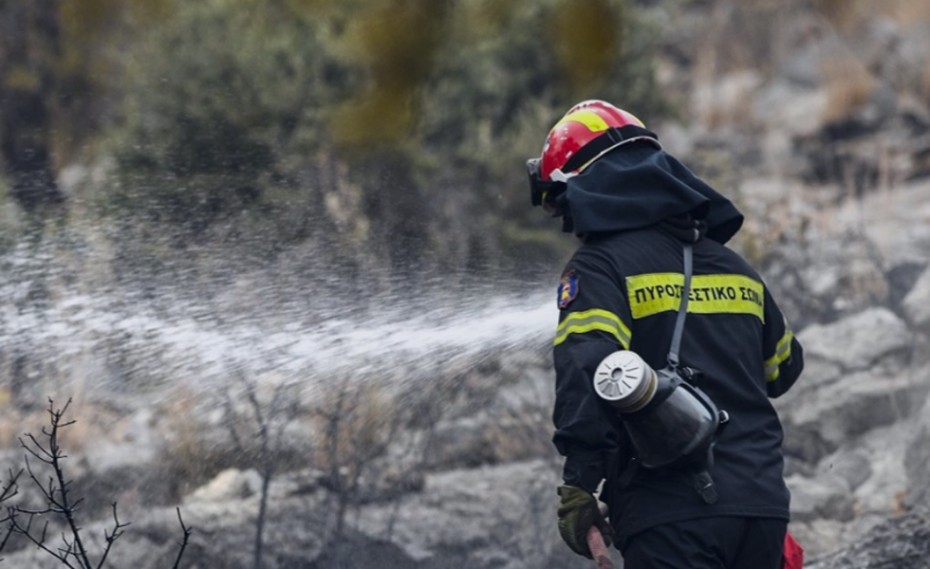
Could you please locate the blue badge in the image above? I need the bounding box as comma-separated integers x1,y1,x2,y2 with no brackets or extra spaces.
557,270,579,309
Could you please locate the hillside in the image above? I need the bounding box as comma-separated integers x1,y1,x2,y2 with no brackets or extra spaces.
0,0,929,567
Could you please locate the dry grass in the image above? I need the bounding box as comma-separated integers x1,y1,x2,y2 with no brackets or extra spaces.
154,389,242,498
877,0,930,26
694,71,762,129
812,0,867,31
811,0,930,31
691,0,927,128
820,53,876,124
692,1,785,80
0,408,44,451
0,397,127,455
482,409,554,464
309,380,402,474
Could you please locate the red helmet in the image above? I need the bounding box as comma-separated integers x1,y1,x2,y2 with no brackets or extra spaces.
527,100,660,215
539,100,659,182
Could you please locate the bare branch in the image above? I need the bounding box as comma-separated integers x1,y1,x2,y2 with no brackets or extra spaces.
171,508,193,569
0,519,15,554
0,475,23,554
221,388,246,454
13,398,93,568
10,396,194,568
94,503,130,569
0,469,22,505
21,432,57,463
8,510,81,569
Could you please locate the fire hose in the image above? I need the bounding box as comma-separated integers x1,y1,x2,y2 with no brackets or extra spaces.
586,526,615,569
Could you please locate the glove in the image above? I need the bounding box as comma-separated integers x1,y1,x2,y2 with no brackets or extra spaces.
557,484,613,558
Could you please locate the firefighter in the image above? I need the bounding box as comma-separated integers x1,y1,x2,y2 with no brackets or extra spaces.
526,100,804,568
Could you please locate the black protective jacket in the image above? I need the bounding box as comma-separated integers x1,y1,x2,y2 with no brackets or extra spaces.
551,143,804,544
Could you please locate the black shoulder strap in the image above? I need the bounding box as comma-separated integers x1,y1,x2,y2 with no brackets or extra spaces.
667,244,693,370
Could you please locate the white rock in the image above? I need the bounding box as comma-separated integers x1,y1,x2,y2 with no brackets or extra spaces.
853,421,910,515
185,467,262,504
799,308,910,370
902,267,930,329
788,473,855,522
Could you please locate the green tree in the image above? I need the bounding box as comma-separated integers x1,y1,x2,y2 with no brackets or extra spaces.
96,0,669,279
0,0,172,215
0,0,66,213
105,0,351,245
404,0,671,272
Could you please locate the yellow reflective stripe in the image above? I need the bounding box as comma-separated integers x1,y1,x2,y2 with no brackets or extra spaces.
764,327,794,382
554,309,632,349
626,273,765,321
550,109,610,134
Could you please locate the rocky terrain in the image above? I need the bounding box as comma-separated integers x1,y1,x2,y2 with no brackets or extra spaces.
1,202,928,568
0,174,927,569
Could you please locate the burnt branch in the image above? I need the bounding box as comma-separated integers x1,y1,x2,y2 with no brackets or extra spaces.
0,469,24,557
171,508,192,569
223,371,301,569
7,508,80,568
94,503,130,569
14,398,94,568
9,397,189,568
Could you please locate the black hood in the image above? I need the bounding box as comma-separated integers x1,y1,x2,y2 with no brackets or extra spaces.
556,143,744,244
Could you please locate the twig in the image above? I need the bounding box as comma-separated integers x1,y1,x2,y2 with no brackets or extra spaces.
94,503,130,569
7,397,190,568
10,399,116,568
171,508,193,569
8,509,80,569
0,470,23,557
0,469,22,504
14,398,94,568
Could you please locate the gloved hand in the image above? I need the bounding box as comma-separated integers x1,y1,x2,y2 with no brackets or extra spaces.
557,484,613,558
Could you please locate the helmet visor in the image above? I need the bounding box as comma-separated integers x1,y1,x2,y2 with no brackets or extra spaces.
526,158,566,215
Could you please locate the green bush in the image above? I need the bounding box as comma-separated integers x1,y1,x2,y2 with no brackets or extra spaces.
97,0,670,277
104,0,348,240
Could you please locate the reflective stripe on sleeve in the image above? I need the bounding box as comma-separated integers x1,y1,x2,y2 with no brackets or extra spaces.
764,327,794,381
554,309,632,349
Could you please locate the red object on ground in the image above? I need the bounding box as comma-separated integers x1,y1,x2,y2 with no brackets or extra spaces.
586,525,615,569
783,531,804,569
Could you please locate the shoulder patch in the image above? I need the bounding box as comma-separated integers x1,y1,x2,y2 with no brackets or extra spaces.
557,269,579,309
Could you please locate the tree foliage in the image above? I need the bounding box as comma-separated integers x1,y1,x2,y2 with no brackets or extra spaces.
1,0,671,277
